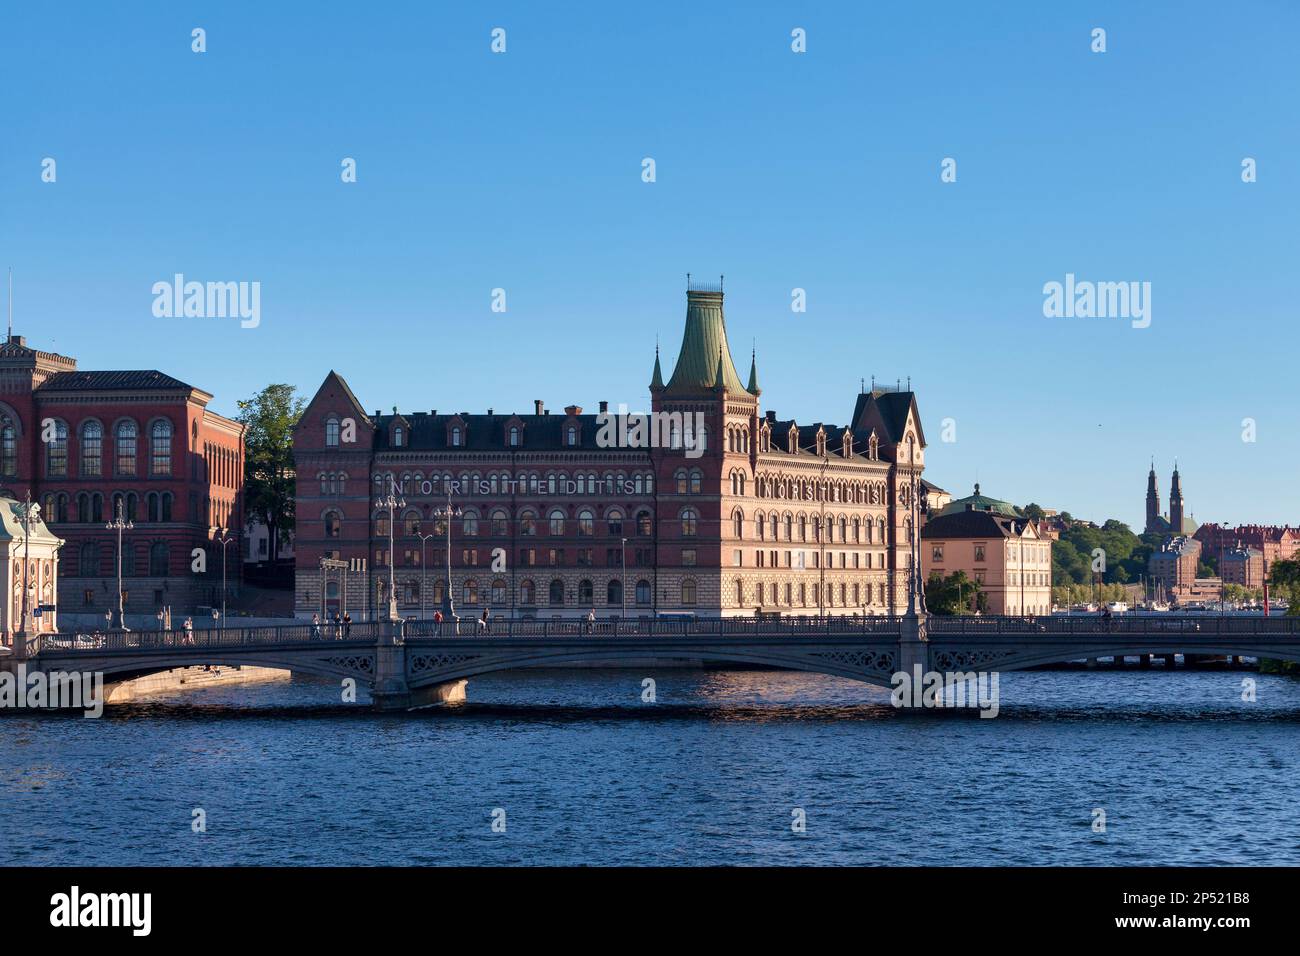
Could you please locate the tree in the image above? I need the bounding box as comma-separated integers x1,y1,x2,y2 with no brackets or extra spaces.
925,570,980,615
1268,558,1300,616
237,384,306,562
1021,502,1045,521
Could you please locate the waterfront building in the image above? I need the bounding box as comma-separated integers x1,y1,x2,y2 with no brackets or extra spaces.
920,488,1052,615
292,282,928,620
1147,535,1202,593
0,490,64,646
1219,545,1265,590
0,334,245,617
1195,523,1299,577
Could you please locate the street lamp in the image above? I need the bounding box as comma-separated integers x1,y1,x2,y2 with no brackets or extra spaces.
106,497,133,630
212,526,236,629
620,536,628,624
14,492,40,646
433,491,463,623
416,529,437,621
374,474,406,623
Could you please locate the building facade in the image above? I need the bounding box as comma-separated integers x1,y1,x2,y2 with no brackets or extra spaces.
1195,523,1299,578
920,488,1052,615
1148,535,1202,592
293,284,927,621
0,334,245,618
0,490,64,646
1220,545,1265,589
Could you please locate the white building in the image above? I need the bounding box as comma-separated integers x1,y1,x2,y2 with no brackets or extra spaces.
1,492,65,647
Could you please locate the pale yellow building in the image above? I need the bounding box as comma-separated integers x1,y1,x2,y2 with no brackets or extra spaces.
1,491,64,648
920,485,1052,615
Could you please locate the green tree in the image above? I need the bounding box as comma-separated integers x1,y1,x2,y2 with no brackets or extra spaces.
237,384,306,562
925,570,980,615
1021,502,1045,522
1268,558,1300,616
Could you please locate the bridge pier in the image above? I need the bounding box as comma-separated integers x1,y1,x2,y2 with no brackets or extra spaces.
369,621,467,711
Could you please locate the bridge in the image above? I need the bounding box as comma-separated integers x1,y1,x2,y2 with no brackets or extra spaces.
6,612,1300,710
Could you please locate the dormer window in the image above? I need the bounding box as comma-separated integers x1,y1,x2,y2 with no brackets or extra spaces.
566,425,578,446
393,426,404,447
451,426,462,447
509,426,521,447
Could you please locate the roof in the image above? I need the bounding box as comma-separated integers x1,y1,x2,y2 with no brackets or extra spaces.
850,388,925,447
373,411,641,453
936,483,1020,518
37,370,194,392
664,289,749,395
921,510,1036,540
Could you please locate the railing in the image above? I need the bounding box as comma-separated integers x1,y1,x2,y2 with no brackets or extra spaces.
27,613,1300,656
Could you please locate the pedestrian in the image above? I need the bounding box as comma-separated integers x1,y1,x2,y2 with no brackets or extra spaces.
433,609,444,629
332,610,342,639
478,608,489,634
311,613,321,640
183,616,194,646
586,607,596,634
342,612,352,638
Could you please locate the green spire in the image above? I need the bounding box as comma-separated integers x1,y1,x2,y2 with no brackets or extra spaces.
746,348,760,394
665,288,748,394
650,345,664,388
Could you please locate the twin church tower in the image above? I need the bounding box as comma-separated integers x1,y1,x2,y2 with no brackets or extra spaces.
1145,462,1196,535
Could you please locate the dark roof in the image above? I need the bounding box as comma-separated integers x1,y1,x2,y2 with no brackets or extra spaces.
921,510,1032,540
38,370,193,392
850,389,925,446
374,412,639,453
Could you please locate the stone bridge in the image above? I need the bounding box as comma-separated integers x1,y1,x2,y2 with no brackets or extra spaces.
5,614,1300,710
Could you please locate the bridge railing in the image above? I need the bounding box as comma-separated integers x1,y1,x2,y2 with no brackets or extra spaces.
34,621,386,654
403,614,907,640
926,614,1300,638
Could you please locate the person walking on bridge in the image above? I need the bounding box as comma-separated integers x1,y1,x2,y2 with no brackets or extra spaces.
586,608,596,634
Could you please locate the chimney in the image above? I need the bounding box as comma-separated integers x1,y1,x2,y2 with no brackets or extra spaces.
598,400,608,413
534,400,544,415
487,408,494,416
564,405,582,416
765,410,776,423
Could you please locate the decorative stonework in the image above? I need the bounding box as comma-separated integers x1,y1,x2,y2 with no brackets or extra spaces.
408,652,484,675
933,648,1019,670
808,648,895,675
322,654,376,677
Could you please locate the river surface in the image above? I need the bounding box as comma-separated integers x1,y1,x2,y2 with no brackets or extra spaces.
3,667,1299,866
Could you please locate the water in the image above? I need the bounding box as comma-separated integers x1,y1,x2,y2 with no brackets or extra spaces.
3,668,1299,866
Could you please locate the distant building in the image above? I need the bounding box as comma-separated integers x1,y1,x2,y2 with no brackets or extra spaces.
1,490,64,647
1220,545,1265,589
1144,462,1197,535
1195,524,1300,577
919,479,950,519
1148,535,1202,593
921,493,1052,615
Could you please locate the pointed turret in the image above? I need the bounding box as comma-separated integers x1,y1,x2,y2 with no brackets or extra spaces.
650,346,664,389
664,283,747,394
1169,461,1186,534
746,349,760,395
1145,458,1161,534
713,347,726,388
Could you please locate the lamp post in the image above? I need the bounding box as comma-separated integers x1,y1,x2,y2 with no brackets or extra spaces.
106,497,133,630
433,491,462,622
416,530,437,621
620,536,628,623
212,527,236,629
374,474,406,623
14,492,40,647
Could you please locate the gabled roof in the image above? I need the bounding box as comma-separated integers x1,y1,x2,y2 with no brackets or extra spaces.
921,510,1034,540
850,389,925,447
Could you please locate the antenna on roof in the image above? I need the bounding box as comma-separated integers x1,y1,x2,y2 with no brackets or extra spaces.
907,375,911,390
686,272,691,291
6,267,11,342
719,274,724,292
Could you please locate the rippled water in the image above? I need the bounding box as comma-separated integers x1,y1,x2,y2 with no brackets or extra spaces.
3,667,1299,866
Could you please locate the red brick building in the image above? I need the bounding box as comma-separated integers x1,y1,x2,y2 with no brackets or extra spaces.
0,334,244,618
1195,523,1300,577
293,284,926,621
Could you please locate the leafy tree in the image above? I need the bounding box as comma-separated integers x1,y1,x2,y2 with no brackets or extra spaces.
1021,502,1045,521
237,384,306,562
925,570,980,615
1268,558,1300,616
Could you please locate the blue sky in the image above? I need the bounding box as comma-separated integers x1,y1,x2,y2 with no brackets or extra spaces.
3,1,1297,529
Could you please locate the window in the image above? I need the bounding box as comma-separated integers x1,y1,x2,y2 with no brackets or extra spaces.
675,469,688,494
463,511,479,536
681,579,697,605
974,545,986,563
520,510,536,536
607,579,622,606
932,545,944,562
393,426,404,447
79,542,99,576
549,579,565,605
150,420,173,476
549,509,566,536
521,580,536,604
46,420,68,475
81,421,103,476
325,416,340,447
636,579,651,605
578,510,594,536
681,548,697,566
324,511,341,537
607,510,623,535
681,509,698,537
690,470,702,494
733,511,743,538
578,579,594,604
149,542,169,577
566,425,578,446
491,510,508,536
637,510,652,536
491,580,507,604
463,579,479,605
116,421,138,475
450,426,462,447
0,424,15,476
509,425,521,447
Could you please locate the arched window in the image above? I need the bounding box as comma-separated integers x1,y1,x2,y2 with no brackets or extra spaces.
637,510,652,536
607,579,622,606
549,579,565,605
520,579,536,604
324,511,341,538
325,416,340,447
403,511,421,536
675,469,688,494
681,508,698,537
520,510,536,536
735,580,744,605
784,514,793,540
150,420,173,476
0,423,15,476
689,469,702,494
81,421,103,476
577,510,594,536
509,426,520,447
79,541,99,577
161,493,172,522
463,579,478,605
46,420,68,476
681,579,697,605
491,509,508,536
733,510,744,539
566,425,578,446
636,579,651,606
92,493,103,523
491,579,507,604
549,509,566,536
77,493,90,524
607,509,624,535
393,426,404,447
116,421,138,475
463,511,479,536
578,579,594,604
149,542,170,577
450,426,462,447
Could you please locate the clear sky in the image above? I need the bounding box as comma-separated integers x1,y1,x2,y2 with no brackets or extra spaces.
3,1,1296,529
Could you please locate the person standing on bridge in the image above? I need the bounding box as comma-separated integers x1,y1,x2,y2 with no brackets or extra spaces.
311,614,321,640
478,608,490,634
183,616,194,646
343,612,352,638
586,608,596,634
